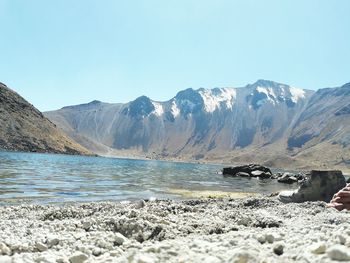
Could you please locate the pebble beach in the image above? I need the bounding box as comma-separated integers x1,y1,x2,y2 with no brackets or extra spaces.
1,196,350,263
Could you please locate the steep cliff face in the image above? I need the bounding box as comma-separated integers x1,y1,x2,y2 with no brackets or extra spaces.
288,82,350,148
286,82,350,170
0,82,91,155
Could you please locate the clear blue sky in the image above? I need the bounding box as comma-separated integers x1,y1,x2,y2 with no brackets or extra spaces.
0,0,349,111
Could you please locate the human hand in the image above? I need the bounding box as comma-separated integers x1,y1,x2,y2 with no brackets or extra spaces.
327,184,350,211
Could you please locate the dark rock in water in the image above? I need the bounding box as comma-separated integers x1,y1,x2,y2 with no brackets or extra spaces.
277,173,299,184
273,172,306,184
279,170,346,203
236,172,250,177
222,164,272,178
271,173,282,180
279,176,298,184
295,173,305,181
251,170,271,179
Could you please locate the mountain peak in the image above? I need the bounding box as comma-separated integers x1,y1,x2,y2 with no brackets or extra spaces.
341,82,350,88
89,100,102,105
61,100,103,110
245,80,307,110
251,79,288,88
126,95,155,118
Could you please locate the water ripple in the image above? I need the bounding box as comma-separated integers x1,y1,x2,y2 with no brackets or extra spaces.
0,151,295,205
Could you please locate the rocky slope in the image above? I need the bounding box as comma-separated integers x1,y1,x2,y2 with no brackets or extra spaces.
0,82,91,155
45,80,350,170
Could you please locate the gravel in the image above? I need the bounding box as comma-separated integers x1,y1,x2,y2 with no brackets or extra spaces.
0,197,349,262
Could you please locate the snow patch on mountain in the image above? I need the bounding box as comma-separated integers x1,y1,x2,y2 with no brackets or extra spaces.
171,100,180,118
198,88,236,113
289,87,305,103
178,99,197,113
152,102,164,116
256,86,276,99
248,86,277,109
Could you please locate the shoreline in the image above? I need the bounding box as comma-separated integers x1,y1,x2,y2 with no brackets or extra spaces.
1,197,349,262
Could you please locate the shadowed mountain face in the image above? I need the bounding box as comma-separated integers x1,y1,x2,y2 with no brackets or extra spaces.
0,83,91,155
286,82,350,170
288,83,350,148
44,80,350,170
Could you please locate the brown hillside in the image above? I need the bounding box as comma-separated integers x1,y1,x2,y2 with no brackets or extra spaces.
0,82,91,155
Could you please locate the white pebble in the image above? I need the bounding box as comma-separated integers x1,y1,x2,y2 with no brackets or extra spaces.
229,251,255,263
135,200,146,209
35,242,48,252
257,235,266,244
109,249,123,257
69,253,88,263
0,243,11,256
114,233,128,246
82,221,91,230
47,237,60,247
338,235,347,245
310,242,326,254
92,247,102,257
265,234,275,244
327,245,350,261
0,256,11,263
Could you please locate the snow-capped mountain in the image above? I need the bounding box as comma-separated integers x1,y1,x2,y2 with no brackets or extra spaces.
44,80,350,170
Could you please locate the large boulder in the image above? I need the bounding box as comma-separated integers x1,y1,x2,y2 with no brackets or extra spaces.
278,170,346,203
222,164,272,179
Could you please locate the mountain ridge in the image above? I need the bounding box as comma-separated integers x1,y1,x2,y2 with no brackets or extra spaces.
45,79,350,171
36,79,350,172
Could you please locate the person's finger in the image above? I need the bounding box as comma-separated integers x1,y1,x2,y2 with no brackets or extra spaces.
329,197,336,203
343,203,350,211
337,196,350,203
330,196,342,203
335,191,350,197
327,201,343,207
326,203,336,208
341,187,350,192
330,204,344,211
334,203,345,211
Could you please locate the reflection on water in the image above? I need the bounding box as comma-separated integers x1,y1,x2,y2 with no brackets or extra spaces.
0,151,296,205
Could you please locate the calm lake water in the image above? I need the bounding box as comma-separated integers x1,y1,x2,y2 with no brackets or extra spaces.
0,151,296,205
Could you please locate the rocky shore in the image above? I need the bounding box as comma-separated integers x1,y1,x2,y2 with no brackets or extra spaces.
1,197,350,262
